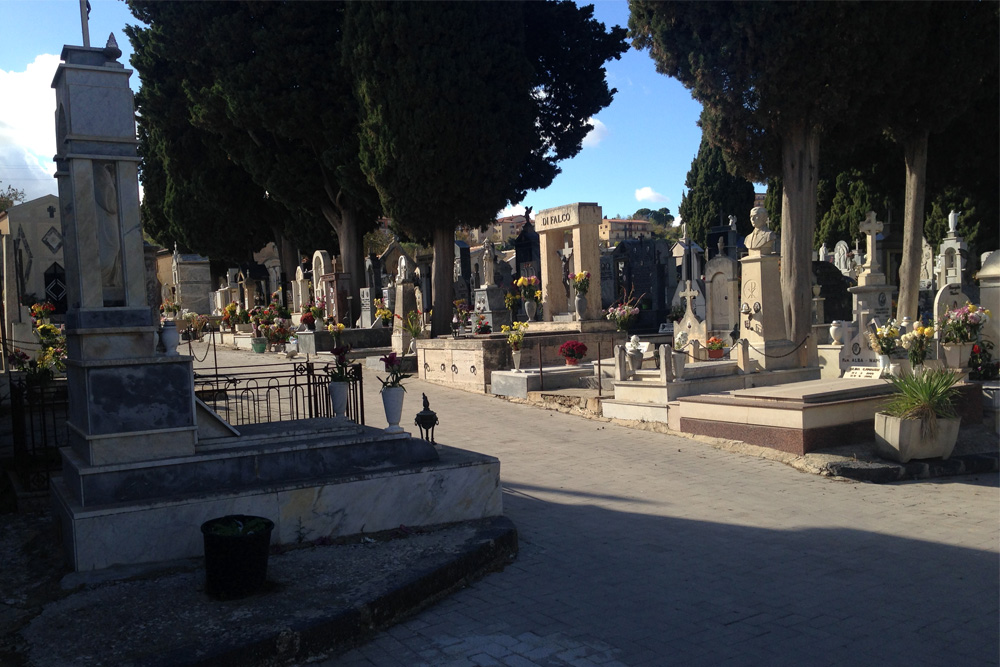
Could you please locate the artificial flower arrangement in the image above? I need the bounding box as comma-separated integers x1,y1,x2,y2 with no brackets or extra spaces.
378,352,412,391
473,312,492,335
558,340,588,360
373,298,393,326
397,311,423,339
8,323,67,381
866,319,899,355
605,299,641,331
264,317,292,345
160,299,180,316
504,291,521,311
900,324,934,367
453,299,471,327
500,321,528,351
969,341,999,381
222,302,239,328
705,337,725,351
30,301,55,321
938,302,991,344
515,276,540,302
300,311,316,329
570,271,591,296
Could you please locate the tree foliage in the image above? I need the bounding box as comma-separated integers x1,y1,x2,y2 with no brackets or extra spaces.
631,1,906,342
0,181,25,214
633,207,674,226
347,1,626,334
678,133,755,248
126,1,382,310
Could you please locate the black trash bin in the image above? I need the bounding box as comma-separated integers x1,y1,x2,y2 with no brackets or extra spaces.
201,515,274,599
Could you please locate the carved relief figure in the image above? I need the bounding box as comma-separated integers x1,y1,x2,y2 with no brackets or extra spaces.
94,162,124,302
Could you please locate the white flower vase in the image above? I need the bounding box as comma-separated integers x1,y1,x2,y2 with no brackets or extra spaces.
574,294,587,321
381,387,405,434
408,337,417,355
878,354,892,376
160,320,180,356
524,300,537,321
512,349,522,373
330,381,349,419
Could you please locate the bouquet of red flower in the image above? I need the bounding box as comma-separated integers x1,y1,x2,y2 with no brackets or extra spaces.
300,311,316,329
558,340,588,360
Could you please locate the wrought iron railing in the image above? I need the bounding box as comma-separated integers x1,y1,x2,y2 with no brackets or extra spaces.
6,375,67,493
193,360,365,426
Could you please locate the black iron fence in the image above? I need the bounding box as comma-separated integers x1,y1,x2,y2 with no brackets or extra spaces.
2,360,364,496
193,360,365,426
5,375,67,493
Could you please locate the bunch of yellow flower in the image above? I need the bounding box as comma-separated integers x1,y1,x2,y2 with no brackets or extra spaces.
900,324,934,368
500,321,528,351
515,276,540,303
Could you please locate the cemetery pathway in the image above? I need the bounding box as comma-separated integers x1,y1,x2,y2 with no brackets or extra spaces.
196,345,1000,667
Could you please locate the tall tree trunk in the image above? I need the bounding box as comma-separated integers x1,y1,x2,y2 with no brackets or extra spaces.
431,226,455,338
896,131,929,323
338,206,365,325
779,122,821,344
320,202,365,325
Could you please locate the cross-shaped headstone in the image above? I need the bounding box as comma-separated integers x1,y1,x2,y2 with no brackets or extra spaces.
680,280,699,317
560,239,573,260
859,211,882,274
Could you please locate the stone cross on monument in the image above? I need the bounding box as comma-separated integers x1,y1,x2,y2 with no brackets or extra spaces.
859,211,883,275
680,280,699,318
78,0,91,47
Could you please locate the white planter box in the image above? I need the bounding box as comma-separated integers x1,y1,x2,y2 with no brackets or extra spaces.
873,412,961,463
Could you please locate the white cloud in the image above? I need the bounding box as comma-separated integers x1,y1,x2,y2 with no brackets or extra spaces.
581,118,608,148
0,54,60,201
497,204,527,220
635,186,668,203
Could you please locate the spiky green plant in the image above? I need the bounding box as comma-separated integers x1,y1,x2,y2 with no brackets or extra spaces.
882,369,960,438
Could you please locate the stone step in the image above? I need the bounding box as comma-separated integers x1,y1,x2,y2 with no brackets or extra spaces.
611,381,670,404
601,399,671,423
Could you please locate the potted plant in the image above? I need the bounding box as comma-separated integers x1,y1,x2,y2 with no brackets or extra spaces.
473,312,492,335
570,271,590,320
200,514,274,599
378,352,412,434
396,310,423,354
865,319,899,374
937,302,991,369
874,369,962,463
558,340,588,366
899,324,933,374
501,321,528,372
705,336,725,359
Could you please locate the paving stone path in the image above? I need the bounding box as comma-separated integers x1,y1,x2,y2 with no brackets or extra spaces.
195,344,1000,667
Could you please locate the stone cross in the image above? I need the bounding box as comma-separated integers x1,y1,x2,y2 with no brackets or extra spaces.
79,0,91,47
859,211,882,274
680,280,699,317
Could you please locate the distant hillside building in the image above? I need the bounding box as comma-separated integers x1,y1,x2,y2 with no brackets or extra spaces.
754,192,767,208
599,218,650,244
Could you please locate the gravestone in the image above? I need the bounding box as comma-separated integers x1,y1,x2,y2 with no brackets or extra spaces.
848,212,895,330
670,226,705,319
738,208,797,370
473,286,511,331
360,287,375,328
391,281,417,354
706,217,740,261
171,246,211,315
920,237,935,290
674,280,707,355
933,282,977,338
610,238,673,330
704,253,739,337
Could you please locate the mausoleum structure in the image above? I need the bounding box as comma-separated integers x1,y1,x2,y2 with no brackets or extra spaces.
536,203,603,321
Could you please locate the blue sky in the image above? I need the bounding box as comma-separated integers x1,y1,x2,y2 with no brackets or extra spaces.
1,0,706,222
